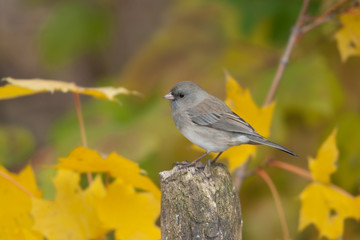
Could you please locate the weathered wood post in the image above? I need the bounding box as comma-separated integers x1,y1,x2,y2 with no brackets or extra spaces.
159,162,242,240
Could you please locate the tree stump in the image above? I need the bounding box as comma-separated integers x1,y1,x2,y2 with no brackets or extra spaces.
159,162,242,240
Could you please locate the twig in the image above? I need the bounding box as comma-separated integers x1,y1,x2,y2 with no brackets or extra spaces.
257,169,290,240
301,0,348,33
270,160,312,180
270,160,354,198
319,0,348,19
264,0,353,105
73,93,92,183
0,171,35,198
73,93,88,148
300,14,335,33
264,0,311,105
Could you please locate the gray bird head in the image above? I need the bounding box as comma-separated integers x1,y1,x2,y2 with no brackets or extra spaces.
163,81,208,111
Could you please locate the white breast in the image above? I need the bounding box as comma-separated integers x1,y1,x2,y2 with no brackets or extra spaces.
180,126,231,153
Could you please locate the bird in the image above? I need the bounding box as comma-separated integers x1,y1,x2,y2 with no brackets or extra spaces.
163,81,298,167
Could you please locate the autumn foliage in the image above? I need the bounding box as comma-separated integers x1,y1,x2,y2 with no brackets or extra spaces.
1,71,359,239
0,79,160,240
1,2,360,240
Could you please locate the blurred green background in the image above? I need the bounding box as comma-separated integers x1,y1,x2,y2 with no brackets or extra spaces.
0,0,359,239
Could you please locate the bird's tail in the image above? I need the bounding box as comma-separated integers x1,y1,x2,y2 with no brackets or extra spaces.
248,135,298,157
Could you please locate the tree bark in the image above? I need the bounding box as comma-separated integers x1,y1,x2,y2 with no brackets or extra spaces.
159,162,242,240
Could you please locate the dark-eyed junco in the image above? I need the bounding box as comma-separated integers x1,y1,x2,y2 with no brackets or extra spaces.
164,81,298,167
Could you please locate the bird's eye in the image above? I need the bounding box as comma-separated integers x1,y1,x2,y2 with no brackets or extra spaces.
179,93,185,98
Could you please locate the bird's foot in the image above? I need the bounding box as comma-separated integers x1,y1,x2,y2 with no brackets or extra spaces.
174,160,190,166
174,160,204,169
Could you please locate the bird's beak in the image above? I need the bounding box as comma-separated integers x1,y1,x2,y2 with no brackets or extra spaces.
163,92,175,100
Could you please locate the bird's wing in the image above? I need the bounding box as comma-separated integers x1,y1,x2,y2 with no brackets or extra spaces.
187,100,257,135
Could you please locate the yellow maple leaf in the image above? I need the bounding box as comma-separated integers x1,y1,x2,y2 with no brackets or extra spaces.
31,170,107,240
0,165,43,240
334,8,360,62
96,179,160,240
309,129,338,184
299,128,360,238
55,146,161,201
299,183,360,239
0,77,138,101
222,73,275,172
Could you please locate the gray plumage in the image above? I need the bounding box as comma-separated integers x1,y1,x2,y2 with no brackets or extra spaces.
164,81,297,166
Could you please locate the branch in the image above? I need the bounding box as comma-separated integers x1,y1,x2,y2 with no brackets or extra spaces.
301,0,348,33
264,0,311,105
257,169,290,240
270,160,354,198
73,93,88,148
264,0,350,105
73,93,92,183
270,160,312,180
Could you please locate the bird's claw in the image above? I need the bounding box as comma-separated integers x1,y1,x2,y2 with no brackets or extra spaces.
174,160,190,166
174,160,204,169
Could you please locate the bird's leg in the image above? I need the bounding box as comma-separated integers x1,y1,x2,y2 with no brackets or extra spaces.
211,152,223,164
186,152,208,167
175,152,209,167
